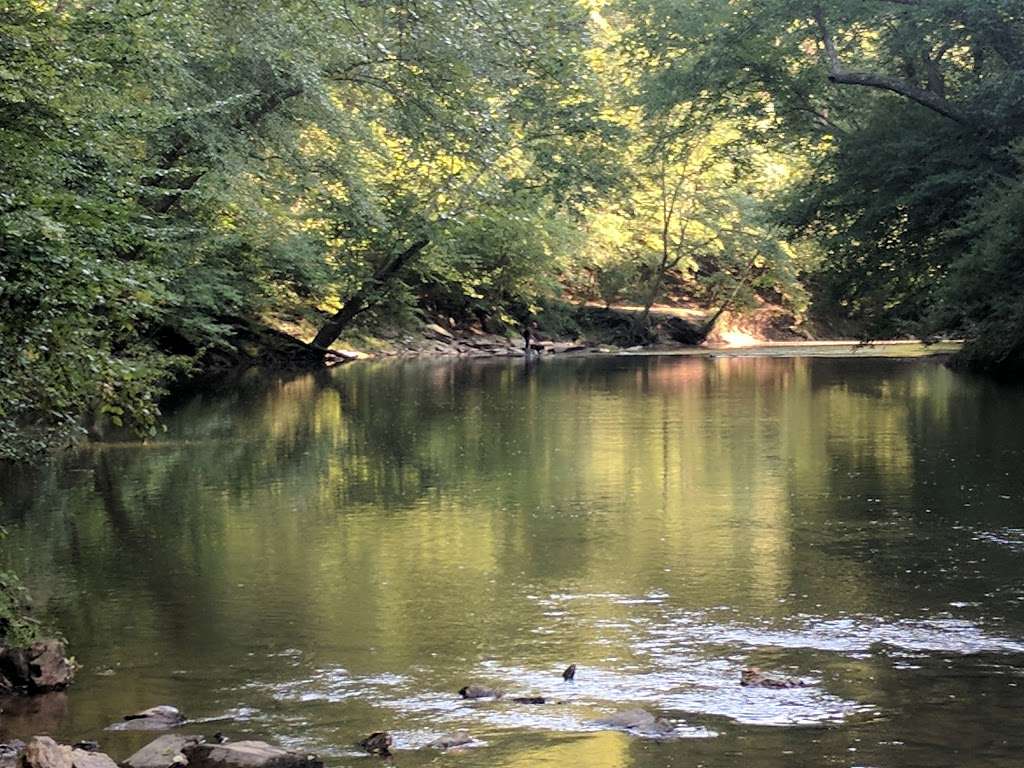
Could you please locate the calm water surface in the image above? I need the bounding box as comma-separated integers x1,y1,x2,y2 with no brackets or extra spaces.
3,355,1024,767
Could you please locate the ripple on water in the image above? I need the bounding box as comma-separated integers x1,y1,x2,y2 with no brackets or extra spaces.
638,611,1024,656
973,528,1024,551
265,668,409,704
234,592,1024,746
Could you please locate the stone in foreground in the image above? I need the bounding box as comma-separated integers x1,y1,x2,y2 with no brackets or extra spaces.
70,749,117,768
182,741,322,768
123,735,203,768
22,737,72,768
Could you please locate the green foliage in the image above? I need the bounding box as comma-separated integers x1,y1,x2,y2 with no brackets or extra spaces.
4,0,1022,461
619,0,1024,366
0,0,620,458
937,145,1024,373
0,528,41,647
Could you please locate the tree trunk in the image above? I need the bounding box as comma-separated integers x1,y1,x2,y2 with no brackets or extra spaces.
311,237,430,350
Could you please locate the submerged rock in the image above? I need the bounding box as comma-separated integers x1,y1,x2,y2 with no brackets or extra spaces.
107,705,185,731
458,684,503,699
123,735,203,768
22,736,72,768
427,731,476,750
182,741,322,768
592,708,675,736
740,667,807,689
510,696,546,704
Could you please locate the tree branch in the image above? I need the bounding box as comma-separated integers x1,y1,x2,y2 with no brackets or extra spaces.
813,5,971,126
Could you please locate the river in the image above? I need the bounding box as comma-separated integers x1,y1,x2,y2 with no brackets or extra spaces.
2,354,1023,767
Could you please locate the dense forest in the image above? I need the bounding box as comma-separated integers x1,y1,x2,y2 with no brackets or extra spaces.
2,0,1023,458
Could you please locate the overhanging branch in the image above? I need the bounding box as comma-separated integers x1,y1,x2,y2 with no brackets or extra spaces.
813,5,972,126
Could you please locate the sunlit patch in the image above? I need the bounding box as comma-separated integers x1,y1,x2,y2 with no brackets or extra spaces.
973,528,1024,551
262,667,408,704
715,329,761,347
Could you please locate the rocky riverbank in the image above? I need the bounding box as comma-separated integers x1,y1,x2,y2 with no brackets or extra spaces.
311,302,810,364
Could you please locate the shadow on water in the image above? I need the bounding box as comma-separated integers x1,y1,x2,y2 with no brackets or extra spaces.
3,355,1024,767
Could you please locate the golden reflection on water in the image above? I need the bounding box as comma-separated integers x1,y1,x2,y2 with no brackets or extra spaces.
2,355,1022,768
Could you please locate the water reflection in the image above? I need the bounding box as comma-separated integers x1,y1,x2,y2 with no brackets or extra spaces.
2,356,1024,768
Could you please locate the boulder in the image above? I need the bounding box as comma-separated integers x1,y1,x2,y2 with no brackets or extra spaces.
123,736,203,768
182,741,322,768
22,737,72,768
106,706,185,732
0,640,74,692
70,750,117,768
27,640,75,690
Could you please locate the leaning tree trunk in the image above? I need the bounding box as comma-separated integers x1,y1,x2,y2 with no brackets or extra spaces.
312,237,430,350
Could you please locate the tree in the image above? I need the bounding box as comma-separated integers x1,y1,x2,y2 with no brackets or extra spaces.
618,0,1024,365
0,0,622,457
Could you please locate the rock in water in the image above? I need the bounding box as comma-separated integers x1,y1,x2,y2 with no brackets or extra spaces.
740,667,807,689
357,733,392,757
183,741,323,768
593,708,675,736
427,732,475,750
511,696,546,704
22,737,73,768
27,640,75,690
123,736,203,768
562,664,576,681
458,684,504,699
107,705,185,731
